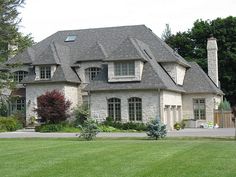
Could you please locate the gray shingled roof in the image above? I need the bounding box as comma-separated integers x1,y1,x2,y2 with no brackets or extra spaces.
105,37,147,62
85,58,185,92
6,25,222,94
183,62,223,94
32,42,61,65
77,42,107,62
6,48,35,65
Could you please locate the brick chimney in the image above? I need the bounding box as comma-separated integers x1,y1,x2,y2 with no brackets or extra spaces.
207,37,219,87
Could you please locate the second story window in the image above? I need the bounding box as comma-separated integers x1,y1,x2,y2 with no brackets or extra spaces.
85,67,101,82
40,66,51,79
13,71,28,83
114,61,135,76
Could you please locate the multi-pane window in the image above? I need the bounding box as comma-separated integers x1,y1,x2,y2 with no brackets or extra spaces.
128,97,142,121
193,99,206,120
108,98,121,121
85,67,101,82
114,62,135,76
12,98,25,112
40,66,51,79
13,71,28,82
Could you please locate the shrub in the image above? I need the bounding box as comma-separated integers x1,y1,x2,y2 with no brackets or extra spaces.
79,119,99,140
0,99,8,117
34,90,71,124
218,99,231,111
0,116,22,132
174,122,181,130
12,111,26,127
146,118,167,140
74,104,89,125
103,117,147,131
35,124,63,132
174,120,185,130
98,125,118,132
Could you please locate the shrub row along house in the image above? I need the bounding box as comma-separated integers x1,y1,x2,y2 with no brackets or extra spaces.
3,25,223,129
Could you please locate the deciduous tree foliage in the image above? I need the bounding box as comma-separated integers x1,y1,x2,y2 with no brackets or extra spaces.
35,90,71,124
164,16,236,105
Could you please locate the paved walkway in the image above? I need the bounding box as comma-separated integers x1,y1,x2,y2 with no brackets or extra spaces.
0,128,235,138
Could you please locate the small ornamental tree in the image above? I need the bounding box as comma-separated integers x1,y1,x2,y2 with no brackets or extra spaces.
147,118,167,140
35,90,71,124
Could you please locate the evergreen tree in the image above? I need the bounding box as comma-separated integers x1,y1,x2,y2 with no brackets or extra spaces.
161,24,172,41
0,0,34,62
164,16,236,105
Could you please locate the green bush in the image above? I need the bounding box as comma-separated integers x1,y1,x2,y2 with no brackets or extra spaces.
146,118,167,140
35,124,63,132
98,125,118,132
103,117,147,131
79,119,99,140
74,104,89,125
218,99,231,111
174,122,181,130
0,116,22,132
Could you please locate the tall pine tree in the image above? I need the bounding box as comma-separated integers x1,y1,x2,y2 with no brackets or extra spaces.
0,0,34,62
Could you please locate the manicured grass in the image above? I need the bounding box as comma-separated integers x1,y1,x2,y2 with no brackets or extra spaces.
0,138,236,177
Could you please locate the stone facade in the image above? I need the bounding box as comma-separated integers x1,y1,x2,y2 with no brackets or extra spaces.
160,90,182,129
182,93,222,123
90,90,160,123
25,83,80,123
161,63,186,85
207,37,219,87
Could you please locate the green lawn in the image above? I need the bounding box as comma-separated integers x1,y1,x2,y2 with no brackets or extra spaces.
0,138,236,177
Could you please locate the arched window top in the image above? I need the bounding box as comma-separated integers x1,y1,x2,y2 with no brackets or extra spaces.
85,67,101,81
13,71,28,82
108,98,121,103
128,97,142,102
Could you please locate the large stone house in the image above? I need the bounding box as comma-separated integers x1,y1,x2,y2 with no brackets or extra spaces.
4,25,223,128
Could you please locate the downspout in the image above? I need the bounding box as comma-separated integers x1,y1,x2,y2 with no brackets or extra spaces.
157,88,161,120
88,90,91,117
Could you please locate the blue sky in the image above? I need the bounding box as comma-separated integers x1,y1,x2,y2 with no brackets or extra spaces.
19,0,236,42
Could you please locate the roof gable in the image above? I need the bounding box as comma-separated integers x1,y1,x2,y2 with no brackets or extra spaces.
105,37,148,61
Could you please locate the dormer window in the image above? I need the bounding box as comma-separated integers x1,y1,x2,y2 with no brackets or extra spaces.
40,66,51,79
85,67,101,82
114,61,135,76
13,71,28,82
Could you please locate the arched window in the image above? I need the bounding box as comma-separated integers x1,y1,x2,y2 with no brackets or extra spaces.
107,98,121,121
128,97,142,121
13,71,28,82
85,67,101,81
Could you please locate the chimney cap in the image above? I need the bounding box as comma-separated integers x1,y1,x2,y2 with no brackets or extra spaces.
208,34,216,40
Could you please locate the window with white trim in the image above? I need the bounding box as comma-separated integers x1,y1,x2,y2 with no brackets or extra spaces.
40,66,51,79
114,61,135,76
108,98,121,121
13,71,28,82
85,67,101,81
128,97,142,121
193,99,206,120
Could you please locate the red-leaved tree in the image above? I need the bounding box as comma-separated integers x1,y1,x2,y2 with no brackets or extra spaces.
35,90,71,124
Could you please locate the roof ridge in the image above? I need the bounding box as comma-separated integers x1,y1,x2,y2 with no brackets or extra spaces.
57,24,146,33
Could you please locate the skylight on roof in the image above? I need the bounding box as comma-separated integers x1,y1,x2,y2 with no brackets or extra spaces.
65,35,77,42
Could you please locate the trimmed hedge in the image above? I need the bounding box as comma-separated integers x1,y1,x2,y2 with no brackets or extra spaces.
103,118,147,131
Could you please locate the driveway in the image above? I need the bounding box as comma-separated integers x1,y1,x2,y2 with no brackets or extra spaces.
0,128,235,138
